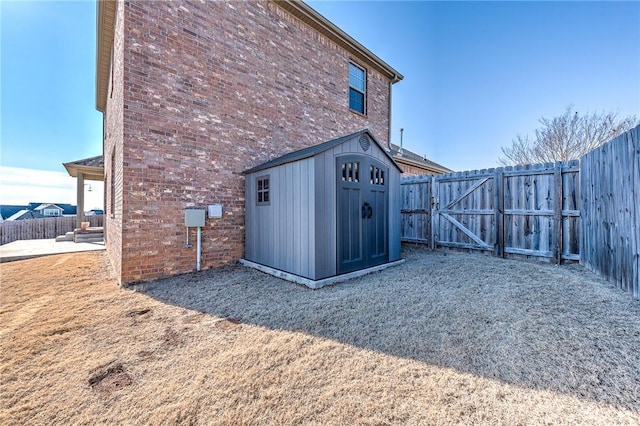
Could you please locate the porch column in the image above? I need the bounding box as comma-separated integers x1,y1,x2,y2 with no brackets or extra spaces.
76,171,85,229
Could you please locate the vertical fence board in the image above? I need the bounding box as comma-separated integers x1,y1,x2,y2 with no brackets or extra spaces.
494,169,504,257
553,164,563,264
581,125,639,299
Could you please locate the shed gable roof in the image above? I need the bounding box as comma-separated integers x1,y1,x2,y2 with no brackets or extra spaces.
243,129,402,175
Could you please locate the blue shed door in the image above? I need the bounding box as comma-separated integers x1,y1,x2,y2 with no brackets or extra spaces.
336,155,389,274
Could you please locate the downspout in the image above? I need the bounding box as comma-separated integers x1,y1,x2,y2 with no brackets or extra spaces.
388,79,393,150
388,74,401,150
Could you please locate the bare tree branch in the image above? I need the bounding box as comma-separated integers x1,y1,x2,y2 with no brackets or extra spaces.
499,105,638,166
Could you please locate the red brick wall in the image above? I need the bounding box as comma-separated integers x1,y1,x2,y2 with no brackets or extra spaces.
104,0,125,281
111,0,393,283
398,163,436,177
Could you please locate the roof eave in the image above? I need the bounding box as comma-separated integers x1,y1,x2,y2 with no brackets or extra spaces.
63,161,105,181
279,1,403,83
96,0,116,112
393,156,452,174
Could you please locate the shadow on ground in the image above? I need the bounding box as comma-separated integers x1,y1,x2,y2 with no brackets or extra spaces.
135,246,640,412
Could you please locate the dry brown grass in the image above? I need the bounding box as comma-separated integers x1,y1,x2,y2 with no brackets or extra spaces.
1,248,639,425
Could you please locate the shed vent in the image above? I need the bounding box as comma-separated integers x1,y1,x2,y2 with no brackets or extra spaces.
359,134,370,151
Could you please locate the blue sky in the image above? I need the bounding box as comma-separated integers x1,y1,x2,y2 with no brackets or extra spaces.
1,1,639,206
308,0,640,169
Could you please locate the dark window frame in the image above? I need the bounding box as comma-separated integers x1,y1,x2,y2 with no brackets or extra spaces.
256,175,270,206
348,62,367,115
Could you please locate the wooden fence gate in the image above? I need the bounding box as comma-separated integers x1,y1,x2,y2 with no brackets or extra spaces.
401,161,580,263
400,175,432,245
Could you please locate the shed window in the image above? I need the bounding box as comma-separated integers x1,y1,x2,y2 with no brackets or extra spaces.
370,165,385,185
349,63,366,114
257,176,270,205
341,162,360,182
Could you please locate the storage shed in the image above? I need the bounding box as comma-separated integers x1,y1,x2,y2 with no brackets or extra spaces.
241,129,403,288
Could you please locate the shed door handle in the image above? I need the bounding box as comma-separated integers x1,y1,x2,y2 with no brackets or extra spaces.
362,202,370,218
362,202,373,219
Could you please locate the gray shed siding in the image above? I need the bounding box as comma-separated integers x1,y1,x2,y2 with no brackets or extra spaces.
245,157,316,279
244,131,401,281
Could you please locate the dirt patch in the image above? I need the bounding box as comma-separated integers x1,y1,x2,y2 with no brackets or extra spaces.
126,308,151,317
183,312,206,324
161,327,185,347
214,317,242,331
88,362,132,394
137,350,155,360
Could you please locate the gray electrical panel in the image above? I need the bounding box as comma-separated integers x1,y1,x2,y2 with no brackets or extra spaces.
184,209,206,227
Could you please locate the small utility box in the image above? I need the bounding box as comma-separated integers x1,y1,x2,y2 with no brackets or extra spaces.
208,204,223,218
184,209,205,227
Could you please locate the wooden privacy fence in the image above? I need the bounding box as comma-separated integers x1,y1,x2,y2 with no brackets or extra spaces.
581,126,639,298
0,215,104,246
401,161,580,263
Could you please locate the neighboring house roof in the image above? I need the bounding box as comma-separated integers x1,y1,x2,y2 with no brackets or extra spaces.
27,203,77,215
389,143,453,174
1,204,78,220
63,155,105,181
244,129,402,175
95,0,404,112
0,205,28,221
6,210,44,221
33,203,63,212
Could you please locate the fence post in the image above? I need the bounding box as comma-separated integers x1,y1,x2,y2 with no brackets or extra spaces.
494,168,504,258
553,163,563,264
430,177,437,250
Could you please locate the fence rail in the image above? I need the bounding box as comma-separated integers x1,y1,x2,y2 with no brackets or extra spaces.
0,215,104,245
401,161,580,264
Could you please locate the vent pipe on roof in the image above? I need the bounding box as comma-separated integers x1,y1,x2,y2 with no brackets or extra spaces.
399,128,404,155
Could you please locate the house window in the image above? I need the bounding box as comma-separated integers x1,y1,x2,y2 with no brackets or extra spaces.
257,176,270,206
349,62,366,114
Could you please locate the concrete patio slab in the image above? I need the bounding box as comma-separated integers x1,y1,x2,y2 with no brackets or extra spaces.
0,238,105,263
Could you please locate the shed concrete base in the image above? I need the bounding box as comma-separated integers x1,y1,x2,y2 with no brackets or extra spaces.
239,258,405,289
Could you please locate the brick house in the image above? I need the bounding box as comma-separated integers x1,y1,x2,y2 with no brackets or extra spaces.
96,0,403,284
389,144,452,176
